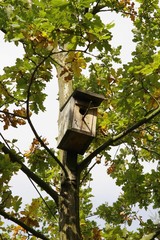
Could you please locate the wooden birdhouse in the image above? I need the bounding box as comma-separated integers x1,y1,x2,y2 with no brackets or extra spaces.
57,89,105,154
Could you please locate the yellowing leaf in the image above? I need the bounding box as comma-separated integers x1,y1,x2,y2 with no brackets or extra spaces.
65,52,86,77
140,233,155,240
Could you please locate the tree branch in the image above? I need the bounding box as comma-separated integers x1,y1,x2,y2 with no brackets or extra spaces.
0,209,49,240
78,106,160,172
25,54,68,176
91,1,106,15
27,117,68,175
0,142,59,205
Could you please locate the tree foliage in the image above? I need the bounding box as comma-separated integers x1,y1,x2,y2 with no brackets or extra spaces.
0,0,160,239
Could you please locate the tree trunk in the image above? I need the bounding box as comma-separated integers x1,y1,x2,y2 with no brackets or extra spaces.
55,48,73,109
55,48,82,239
59,151,82,240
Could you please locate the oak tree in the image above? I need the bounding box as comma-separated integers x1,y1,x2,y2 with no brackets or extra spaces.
0,0,160,239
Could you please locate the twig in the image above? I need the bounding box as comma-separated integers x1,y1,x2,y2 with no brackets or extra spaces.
0,133,11,149
82,101,92,121
80,162,97,185
28,177,57,220
0,110,27,119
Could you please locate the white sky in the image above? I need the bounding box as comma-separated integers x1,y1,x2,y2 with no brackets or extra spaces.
0,7,158,230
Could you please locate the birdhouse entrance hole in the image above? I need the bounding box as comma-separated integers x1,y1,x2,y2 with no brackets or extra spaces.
77,100,93,120
79,106,86,115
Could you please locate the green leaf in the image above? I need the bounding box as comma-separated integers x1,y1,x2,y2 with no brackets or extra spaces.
51,0,69,8
12,196,22,212
85,12,93,20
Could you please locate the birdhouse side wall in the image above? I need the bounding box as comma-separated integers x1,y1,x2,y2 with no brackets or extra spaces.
57,97,75,147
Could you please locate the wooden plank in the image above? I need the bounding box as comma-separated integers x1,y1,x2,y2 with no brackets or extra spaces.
57,129,94,154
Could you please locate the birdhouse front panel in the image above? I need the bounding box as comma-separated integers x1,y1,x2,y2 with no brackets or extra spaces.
72,100,97,136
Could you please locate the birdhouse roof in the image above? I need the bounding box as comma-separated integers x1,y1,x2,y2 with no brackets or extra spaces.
61,89,105,111
72,89,105,106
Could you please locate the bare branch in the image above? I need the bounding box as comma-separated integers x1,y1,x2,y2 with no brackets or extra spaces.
80,162,96,185
28,177,58,220
0,209,49,240
78,106,160,172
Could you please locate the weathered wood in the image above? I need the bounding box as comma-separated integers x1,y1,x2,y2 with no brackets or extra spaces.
57,89,104,154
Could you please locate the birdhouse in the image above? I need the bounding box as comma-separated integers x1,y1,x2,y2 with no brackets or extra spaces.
57,89,105,154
